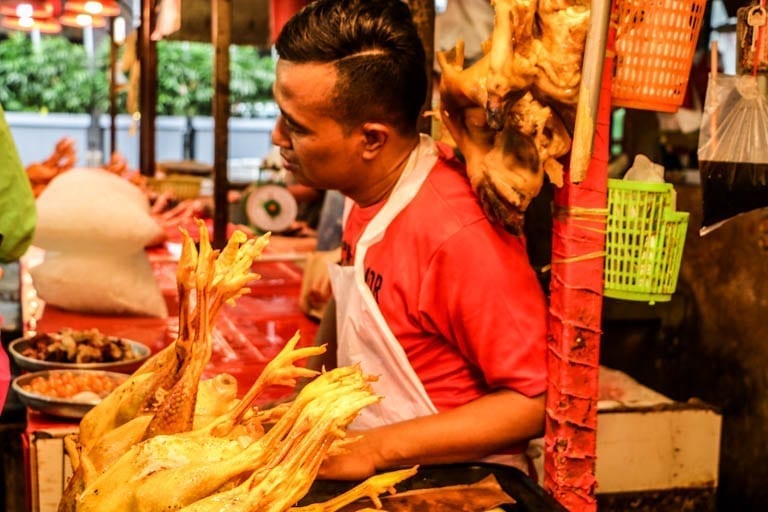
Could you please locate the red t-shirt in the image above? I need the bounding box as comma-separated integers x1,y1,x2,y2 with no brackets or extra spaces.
341,146,547,412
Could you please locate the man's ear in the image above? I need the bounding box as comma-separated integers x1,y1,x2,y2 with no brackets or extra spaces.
360,122,389,160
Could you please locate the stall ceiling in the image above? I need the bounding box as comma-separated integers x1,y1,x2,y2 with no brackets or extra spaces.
166,0,271,47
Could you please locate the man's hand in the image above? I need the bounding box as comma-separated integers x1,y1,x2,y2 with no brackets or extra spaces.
317,432,378,481
299,248,340,320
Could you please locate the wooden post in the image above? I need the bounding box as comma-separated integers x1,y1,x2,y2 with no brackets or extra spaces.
409,0,435,135
544,22,615,512
568,0,612,184
109,16,118,157
139,0,157,176
212,0,231,249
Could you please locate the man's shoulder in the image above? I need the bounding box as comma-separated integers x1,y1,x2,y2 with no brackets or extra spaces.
417,154,489,230
390,157,525,255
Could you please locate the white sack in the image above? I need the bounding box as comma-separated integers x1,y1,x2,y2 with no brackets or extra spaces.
34,168,163,253
30,251,168,318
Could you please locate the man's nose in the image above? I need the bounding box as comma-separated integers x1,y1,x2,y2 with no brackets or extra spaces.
271,116,290,148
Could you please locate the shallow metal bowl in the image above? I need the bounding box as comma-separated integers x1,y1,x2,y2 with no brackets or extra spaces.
12,369,128,419
8,334,151,374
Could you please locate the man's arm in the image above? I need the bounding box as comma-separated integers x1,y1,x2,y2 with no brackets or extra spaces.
317,388,545,480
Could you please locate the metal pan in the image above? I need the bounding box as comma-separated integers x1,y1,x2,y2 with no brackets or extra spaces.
12,369,128,419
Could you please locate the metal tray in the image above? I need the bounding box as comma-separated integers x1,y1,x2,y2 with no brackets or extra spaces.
299,463,567,511
12,369,128,419
9,335,151,374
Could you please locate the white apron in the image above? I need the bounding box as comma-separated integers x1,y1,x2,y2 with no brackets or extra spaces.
328,135,530,473
328,135,439,430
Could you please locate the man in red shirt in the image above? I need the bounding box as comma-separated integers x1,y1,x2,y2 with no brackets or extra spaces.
272,0,547,479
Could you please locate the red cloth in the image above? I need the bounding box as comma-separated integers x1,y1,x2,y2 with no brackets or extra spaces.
35,245,318,406
342,146,548,411
0,339,9,412
270,0,311,43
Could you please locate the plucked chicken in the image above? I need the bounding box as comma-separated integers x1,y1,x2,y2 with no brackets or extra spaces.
26,137,76,197
438,0,590,234
59,221,417,511
74,365,378,512
59,221,272,512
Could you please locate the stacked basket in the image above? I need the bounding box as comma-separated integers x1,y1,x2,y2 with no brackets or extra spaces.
603,179,689,304
612,0,707,112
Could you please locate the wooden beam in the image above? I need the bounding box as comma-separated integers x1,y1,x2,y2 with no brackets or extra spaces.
409,0,435,135
167,0,270,47
212,0,232,249
109,17,118,157
139,0,157,176
544,26,614,512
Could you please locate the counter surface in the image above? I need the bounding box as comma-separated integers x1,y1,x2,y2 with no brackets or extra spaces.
23,230,320,512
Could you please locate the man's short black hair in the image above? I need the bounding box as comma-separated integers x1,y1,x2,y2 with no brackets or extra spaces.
275,0,427,136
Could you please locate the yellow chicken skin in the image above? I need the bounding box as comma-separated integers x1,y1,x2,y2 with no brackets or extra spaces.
59,222,419,512
60,221,270,512
75,367,377,511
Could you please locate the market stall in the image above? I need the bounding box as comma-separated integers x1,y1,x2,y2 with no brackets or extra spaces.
20,222,321,511
0,0,739,510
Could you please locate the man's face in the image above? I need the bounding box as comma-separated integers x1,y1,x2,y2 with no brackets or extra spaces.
272,60,362,195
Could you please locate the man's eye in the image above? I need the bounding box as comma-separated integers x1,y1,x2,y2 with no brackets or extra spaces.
284,119,304,133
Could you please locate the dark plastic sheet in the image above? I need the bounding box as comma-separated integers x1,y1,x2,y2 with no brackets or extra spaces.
299,463,567,512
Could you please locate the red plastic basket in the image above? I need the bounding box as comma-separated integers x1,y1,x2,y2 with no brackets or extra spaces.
612,0,707,113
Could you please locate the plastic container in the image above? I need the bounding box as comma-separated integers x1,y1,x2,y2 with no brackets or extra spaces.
603,179,689,304
146,175,202,200
612,0,707,112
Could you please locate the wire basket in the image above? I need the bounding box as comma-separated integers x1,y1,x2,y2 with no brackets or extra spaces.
612,0,707,113
603,179,689,304
146,176,202,200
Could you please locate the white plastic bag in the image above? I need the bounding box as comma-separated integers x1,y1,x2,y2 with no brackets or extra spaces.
30,251,168,318
624,154,665,183
34,168,162,252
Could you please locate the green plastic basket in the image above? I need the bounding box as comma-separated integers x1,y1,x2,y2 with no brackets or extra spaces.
604,179,689,304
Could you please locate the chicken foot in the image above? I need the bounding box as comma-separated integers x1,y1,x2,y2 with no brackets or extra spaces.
533,0,590,109
486,0,538,129
209,331,326,438
291,466,419,512
176,375,380,511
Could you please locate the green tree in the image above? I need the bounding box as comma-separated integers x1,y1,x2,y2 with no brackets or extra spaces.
156,40,214,116
229,45,277,117
154,41,276,117
0,32,107,113
0,33,276,117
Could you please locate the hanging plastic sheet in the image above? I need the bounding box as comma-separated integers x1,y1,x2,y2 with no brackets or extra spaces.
697,74,768,235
